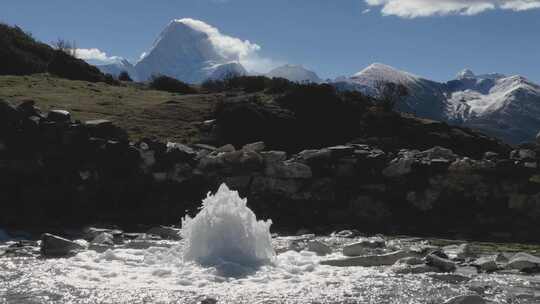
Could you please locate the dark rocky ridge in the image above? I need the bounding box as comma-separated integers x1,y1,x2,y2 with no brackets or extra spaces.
1,98,539,243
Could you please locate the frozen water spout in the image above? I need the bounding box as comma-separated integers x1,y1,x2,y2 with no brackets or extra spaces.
181,184,275,266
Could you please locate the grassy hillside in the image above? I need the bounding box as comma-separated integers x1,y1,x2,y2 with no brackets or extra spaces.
0,74,221,143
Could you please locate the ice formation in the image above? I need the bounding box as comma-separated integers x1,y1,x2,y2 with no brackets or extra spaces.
181,184,275,266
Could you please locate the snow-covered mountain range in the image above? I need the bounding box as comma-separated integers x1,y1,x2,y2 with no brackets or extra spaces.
336,63,540,144
87,18,539,144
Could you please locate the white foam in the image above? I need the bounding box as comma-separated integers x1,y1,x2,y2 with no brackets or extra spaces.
181,184,275,266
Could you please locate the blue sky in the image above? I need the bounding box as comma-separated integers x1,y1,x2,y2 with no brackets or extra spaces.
2,0,540,82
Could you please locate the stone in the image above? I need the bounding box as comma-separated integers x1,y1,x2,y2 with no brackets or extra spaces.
260,151,287,164
343,237,386,256
166,142,197,160
84,227,123,241
442,295,486,304
242,141,265,152
506,252,540,272
306,240,332,256
393,264,439,274
327,145,355,158
40,233,85,257
395,257,424,266
472,256,498,272
418,146,458,161
382,157,414,177
334,230,359,238
216,144,235,153
510,149,536,161
426,253,456,272
47,109,71,122
443,243,472,260
92,232,114,246
483,151,499,161
147,226,182,240
297,149,332,163
320,250,416,267
124,240,172,249
265,161,312,179
251,176,303,196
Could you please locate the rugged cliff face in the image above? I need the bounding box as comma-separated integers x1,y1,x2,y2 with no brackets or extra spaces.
1,98,539,241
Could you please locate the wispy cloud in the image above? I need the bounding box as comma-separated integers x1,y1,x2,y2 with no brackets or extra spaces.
75,48,121,64
365,0,540,18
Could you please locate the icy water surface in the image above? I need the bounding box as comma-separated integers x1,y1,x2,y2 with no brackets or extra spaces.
1,237,539,304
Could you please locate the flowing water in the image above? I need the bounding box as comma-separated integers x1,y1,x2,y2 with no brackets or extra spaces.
1,185,539,304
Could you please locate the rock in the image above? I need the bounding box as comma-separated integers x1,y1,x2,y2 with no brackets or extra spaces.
147,226,182,240
382,157,414,177
483,151,499,161
426,253,456,272
443,243,472,260
306,240,332,256
251,176,303,196
395,257,424,266
297,149,332,163
40,233,85,257
507,252,540,272
216,144,235,153
343,237,386,256
320,250,415,267
15,99,41,118
47,109,71,122
472,256,498,272
242,141,265,152
333,230,359,238
92,232,114,246
165,142,197,160
264,161,312,179
89,243,112,253
327,145,355,158
418,146,458,161
260,151,287,164
510,149,536,161
393,264,439,274
442,295,486,304
84,227,123,241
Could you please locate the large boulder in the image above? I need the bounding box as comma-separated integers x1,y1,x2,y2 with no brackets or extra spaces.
320,250,415,267
506,252,540,272
472,256,498,272
382,157,414,177
306,240,332,256
40,233,85,257
426,253,456,272
343,237,385,256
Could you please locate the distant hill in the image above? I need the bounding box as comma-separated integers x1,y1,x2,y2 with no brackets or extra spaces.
0,23,113,83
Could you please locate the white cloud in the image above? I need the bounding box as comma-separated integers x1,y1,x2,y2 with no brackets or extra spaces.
75,48,121,64
176,18,278,73
365,0,540,17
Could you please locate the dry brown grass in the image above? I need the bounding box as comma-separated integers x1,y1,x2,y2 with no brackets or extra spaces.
0,74,224,143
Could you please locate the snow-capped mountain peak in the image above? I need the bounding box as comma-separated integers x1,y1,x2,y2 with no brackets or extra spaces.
457,69,475,80
351,63,420,85
133,19,251,83
266,64,321,83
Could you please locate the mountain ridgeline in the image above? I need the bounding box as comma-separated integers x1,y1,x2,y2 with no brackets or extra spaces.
337,64,540,145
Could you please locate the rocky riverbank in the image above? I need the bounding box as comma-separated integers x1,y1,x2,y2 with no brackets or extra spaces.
1,99,540,241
